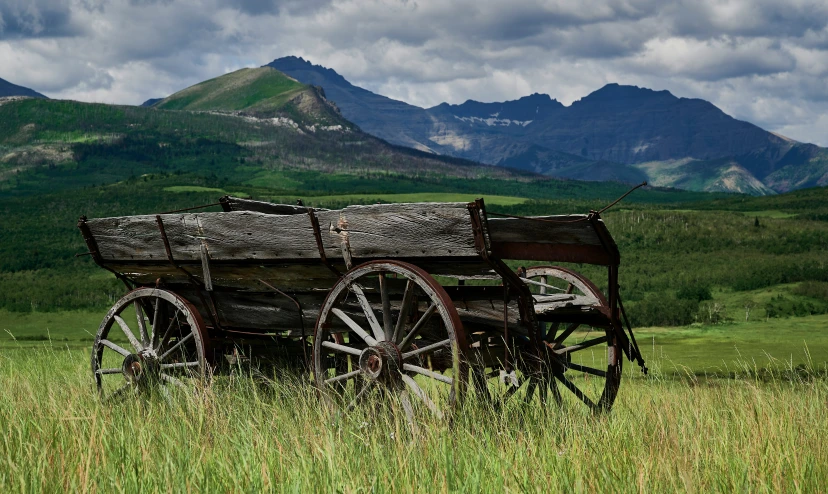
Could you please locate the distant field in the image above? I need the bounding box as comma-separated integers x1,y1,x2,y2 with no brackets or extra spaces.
161,187,530,206
3,310,826,376
283,192,528,206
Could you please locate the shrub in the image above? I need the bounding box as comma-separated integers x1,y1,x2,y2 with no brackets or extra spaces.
792,281,828,302
677,285,713,302
628,293,698,327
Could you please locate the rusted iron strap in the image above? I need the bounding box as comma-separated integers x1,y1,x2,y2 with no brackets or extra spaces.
485,212,590,224
485,181,647,223
77,217,134,291
308,208,342,277
468,199,541,350
617,294,648,375
155,215,223,330
596,181,647,215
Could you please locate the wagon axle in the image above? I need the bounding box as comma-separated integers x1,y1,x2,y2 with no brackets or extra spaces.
358,341,403,383
122,352,161,386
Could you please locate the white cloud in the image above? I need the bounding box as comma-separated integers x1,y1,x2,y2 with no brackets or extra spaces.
0,0,827,145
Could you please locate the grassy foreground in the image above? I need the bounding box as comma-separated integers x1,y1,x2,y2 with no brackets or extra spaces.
0,347,825,492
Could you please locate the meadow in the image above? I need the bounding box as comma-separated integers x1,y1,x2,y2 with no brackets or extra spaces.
0,340,825,492
2,114,828,491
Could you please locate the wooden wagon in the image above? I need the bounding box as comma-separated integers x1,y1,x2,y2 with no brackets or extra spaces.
79,196,646,416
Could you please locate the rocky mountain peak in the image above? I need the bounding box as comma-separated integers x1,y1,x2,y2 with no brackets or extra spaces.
577,83,675,105
0,77,47,99
266,56,353,87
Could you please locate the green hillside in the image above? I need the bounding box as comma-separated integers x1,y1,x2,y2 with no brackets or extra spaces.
154,67,345,126
0,96,534,197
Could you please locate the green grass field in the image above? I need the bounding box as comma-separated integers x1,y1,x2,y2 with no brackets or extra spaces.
0,345,824,492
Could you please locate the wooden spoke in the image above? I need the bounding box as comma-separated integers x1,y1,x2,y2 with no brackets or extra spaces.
524,378,538,404
554,371,597,410
522,277,564,292
471,367,492,402
392,279,415,344
160,361,200,370
553,323,581,346
158,313,179,352
100,339,131,357
105,383,133,402
549,377,563,405
331,308,378,347
96,367,122,375
134,301,149,347
150,297,162,348
564,362,607,377
540,275,547,295
321,340,362,356
349,283,385,342
544,322,560,342
402,339,451,360
160,373,185,388
324,369,361,385
554,335,608,355
346,380,376,411
399,303,437,351
402,363,453,385
401,374,443,419
113,315,143,352
378,274,393,340
158,332,194,362
400,391,416,425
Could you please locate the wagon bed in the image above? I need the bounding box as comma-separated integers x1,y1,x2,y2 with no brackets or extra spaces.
80,196,646,416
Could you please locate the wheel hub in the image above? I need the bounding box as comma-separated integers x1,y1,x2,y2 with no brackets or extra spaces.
122,353,160,385
358,341,402,382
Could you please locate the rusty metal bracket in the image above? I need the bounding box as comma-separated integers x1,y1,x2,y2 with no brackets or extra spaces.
155,215,223,331
308,208,342,277
468,199,541,351
618,293,648,375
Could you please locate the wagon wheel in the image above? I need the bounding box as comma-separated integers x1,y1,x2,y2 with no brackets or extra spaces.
91,288,209,402
472,266,622,412
313,261,467,423
526,266,621,411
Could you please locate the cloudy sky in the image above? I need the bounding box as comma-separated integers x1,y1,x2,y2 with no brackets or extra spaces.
1,0,827,145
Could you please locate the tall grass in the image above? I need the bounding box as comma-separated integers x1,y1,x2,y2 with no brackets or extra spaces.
0,347,825,492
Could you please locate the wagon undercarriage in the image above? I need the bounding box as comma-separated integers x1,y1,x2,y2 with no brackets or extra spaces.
79,195,646,417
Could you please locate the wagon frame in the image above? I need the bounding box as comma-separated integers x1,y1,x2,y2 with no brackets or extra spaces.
79,194,647,417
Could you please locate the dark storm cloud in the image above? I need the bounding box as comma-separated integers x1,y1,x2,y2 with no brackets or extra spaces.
1,0,827,144
217,0,333,15
0,0,81,38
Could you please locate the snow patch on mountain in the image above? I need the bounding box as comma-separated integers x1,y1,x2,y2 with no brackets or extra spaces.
453,115,533,127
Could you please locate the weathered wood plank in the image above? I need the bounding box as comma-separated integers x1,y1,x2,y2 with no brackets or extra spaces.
222,196,326,215
88,202,480,263
317,203,478,258
487,216,603,246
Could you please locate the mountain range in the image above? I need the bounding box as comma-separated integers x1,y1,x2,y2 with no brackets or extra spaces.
268,56,828,195
0,77,47,99
4,57,827,196
0,66,533,199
